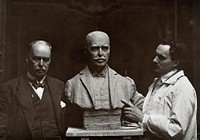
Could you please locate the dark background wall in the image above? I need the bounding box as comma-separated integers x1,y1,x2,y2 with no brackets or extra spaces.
0,0,199,126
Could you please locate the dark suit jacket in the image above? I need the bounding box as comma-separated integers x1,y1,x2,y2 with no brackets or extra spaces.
64,66,144,128
0,75,66,140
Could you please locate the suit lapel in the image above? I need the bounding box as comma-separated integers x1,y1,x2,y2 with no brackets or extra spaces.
108,68,118,108
80,67,95,107
46,76,61,128
16,75,34,131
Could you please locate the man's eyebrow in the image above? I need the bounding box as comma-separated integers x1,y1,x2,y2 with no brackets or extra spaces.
158,54,166,59
33,56,50,58
91,45,109,47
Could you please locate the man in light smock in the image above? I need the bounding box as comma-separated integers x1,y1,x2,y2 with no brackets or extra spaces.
122,39,197,140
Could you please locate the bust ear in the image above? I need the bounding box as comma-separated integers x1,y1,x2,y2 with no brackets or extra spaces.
84,47,87,55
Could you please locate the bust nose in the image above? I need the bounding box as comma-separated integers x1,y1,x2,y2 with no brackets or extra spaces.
97,48,103,56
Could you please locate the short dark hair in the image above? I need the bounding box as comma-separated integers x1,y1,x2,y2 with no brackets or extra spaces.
160,39,186,61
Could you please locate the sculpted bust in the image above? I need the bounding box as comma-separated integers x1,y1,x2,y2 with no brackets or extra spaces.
65,31,144,129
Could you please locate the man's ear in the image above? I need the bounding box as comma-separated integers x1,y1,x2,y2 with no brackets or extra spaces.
26,57,29,63
173,59,179,68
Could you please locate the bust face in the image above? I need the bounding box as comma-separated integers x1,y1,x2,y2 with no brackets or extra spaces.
27,41,51,79
86,31,110,71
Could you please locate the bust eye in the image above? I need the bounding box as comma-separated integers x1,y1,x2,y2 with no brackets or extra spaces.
90,46,99,52
101,46,109,51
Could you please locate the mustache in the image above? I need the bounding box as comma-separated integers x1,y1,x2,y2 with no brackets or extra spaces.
94,58,106,60
35,68,46,71
153,61,158,65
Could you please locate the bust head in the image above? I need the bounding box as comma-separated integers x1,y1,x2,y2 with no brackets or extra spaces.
85,31,110,72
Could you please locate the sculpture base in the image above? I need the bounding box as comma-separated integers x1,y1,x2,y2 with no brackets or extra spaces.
66,125,143,137
83,109,122,130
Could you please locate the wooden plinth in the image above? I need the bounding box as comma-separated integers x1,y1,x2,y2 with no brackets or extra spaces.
66,125,143,137
83,109,122,130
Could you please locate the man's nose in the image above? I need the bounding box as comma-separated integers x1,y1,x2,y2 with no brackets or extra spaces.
153,56,158,63
38,59,44,66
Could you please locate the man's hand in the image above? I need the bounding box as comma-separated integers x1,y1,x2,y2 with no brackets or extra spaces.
121,99,144,122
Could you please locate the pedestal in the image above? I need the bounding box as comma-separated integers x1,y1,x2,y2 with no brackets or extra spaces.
66,124,143,140
83,109,121,130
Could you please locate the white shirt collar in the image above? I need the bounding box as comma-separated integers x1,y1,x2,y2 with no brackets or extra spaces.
27,71,46,83
160,69,178,82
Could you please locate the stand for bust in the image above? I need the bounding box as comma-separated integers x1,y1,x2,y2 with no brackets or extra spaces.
66,109,143,140
66,125,143,140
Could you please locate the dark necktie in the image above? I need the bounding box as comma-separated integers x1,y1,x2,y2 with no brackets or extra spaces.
31,80,45,89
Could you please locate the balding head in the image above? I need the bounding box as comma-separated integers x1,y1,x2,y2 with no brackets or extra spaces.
86,31,110,48
29,40,52,56
85,31,111,72
26,40,52,80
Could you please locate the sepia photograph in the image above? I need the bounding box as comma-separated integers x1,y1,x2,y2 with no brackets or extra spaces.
0,0,198,139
